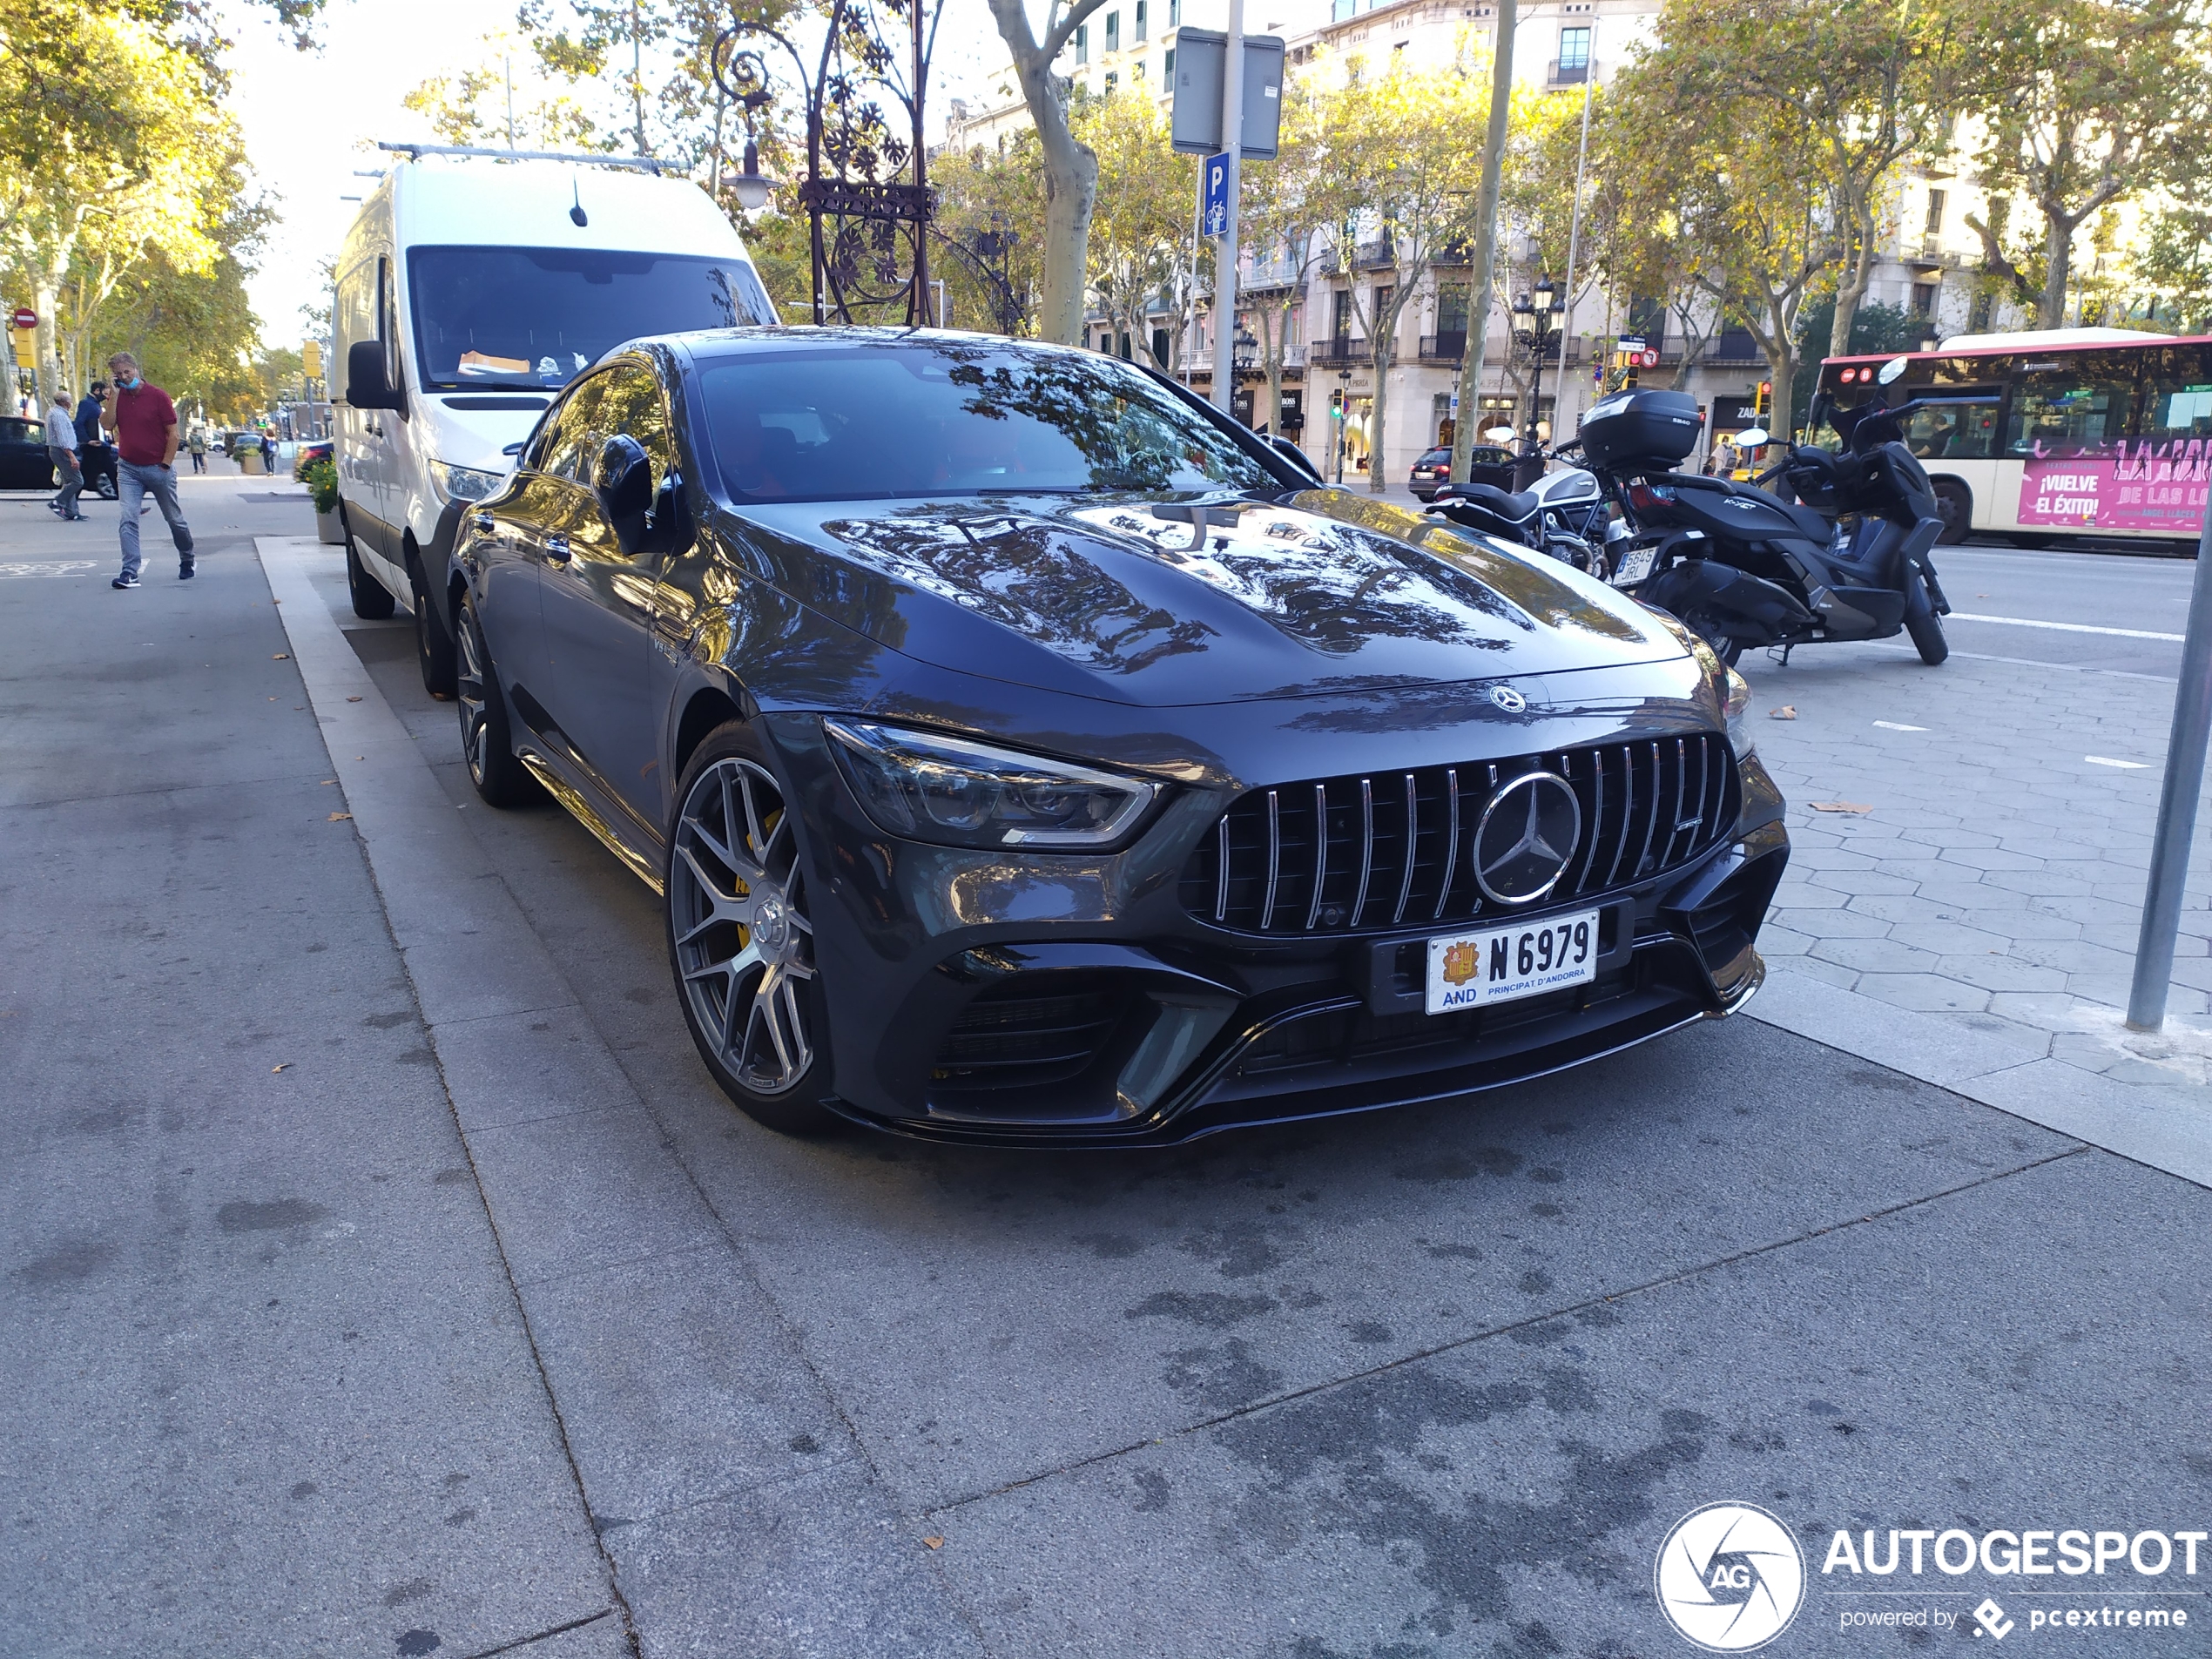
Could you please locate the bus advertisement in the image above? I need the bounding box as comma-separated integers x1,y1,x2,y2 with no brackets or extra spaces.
1812,330,2211,549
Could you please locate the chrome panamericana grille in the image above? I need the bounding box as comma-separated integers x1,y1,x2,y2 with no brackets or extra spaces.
1178,735,1739,934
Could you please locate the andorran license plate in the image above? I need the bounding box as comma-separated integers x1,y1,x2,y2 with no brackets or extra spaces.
1610,546,1656,587
1426,909,1600,1014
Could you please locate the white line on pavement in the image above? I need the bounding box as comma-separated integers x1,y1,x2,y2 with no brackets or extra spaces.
1947,611,2185,642
2085,755,2152,770
1872,720,1927,732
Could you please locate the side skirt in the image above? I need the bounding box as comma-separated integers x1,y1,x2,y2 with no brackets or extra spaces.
516,748,666,895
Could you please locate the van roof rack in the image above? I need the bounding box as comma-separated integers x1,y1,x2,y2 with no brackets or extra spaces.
376,141,672,176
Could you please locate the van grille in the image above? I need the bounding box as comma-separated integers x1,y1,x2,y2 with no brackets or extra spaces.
1179,735,1737,935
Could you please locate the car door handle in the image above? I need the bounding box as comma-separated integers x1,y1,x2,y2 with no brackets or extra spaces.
543,535,571,563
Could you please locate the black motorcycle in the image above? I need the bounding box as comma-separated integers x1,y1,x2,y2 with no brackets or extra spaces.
1425,441,1613,578
1582,369,1954,667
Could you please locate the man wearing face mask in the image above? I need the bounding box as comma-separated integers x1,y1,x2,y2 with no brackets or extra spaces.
99,351,194,588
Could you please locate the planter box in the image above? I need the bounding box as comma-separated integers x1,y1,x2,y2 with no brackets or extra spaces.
236,451,266,475
315,506,346,545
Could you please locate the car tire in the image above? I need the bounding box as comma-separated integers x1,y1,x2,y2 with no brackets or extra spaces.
410,556,457,699
1932,481,1972,545
456,592,541,806
343,508,397,620
664,721,839,1137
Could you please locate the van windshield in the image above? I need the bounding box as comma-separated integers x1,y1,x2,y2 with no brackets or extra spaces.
407,246,776,390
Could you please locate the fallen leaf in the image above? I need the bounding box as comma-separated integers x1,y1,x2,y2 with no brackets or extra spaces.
346,695,363,703
1769,705,1797,720
1810,801,1873,814
272,1063,291,1073
328,812,353,821
273,652,289,660
923,1536,944,1550
321,779,336,786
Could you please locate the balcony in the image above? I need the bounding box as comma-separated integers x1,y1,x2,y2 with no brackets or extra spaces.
1419,332,1466,363
1244,251,1308,291
1307,334,1363,368
1547,57,1596,85
1353,238,1395,270
1431,242,1472,267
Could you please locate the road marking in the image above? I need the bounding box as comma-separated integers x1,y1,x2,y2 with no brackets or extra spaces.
2085,755,2151,770
1871,720,1927,732
1947,611,2184,642
0,560,98,578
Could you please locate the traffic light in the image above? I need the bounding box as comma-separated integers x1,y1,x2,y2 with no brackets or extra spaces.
1755,380,1772,417
1623,355,1639,390
1329,388,1345,420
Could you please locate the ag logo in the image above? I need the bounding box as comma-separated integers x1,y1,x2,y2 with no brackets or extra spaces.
1654,1502,1804,1651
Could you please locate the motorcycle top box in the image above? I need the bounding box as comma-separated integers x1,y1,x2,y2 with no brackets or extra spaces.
1579,388,1704,471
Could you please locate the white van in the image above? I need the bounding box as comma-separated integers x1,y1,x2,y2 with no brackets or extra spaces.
333,145,777,692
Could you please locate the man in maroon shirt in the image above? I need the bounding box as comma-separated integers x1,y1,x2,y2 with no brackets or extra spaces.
98,351,194,588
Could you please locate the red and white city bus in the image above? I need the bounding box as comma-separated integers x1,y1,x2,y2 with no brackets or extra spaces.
1812,327,2211,550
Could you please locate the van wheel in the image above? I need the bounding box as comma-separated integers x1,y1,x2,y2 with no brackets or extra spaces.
410,556,457,698
1932,482,1972,545
343,509,396,620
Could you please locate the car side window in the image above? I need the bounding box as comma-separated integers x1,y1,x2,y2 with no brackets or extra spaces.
535,374,612,482
595,362,675,493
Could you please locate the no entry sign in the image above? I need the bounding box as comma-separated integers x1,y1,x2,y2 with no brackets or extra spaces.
10,307,36,330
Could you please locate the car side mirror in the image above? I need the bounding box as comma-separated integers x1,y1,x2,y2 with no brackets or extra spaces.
595,434,657,555
1264,433,1322,485
346,341,402,412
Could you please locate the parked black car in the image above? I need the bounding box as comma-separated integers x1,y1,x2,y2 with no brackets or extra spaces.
450,328,1787,1145
0,415,57,489
1408,443,1514,502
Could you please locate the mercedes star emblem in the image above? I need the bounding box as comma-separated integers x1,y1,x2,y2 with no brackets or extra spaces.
1489,685,1527,713
1474,772,1583,904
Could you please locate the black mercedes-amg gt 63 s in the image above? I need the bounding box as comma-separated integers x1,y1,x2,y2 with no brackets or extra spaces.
449,327,1787,1145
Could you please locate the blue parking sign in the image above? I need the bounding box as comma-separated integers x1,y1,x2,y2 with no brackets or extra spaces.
1202,152,1231,239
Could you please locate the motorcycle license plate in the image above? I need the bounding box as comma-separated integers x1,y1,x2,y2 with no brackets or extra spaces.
1611,547,1656,586
1426,909,1599,1014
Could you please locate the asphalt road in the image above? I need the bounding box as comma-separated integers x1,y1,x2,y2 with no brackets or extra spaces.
5,477,2208,1657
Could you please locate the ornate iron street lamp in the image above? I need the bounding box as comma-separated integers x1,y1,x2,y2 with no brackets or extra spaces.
712,0,946,325
1510,273,1565,452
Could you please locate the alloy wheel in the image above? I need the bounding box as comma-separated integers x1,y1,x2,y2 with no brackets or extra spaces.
456,613,490,786
670,757,817,1096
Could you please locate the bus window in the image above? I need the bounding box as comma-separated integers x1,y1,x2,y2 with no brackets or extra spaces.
1905,397,2000,459
2006,366,2134,454
2141,377,2212,440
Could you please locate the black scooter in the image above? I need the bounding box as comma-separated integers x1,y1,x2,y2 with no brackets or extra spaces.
1586,368,1955,666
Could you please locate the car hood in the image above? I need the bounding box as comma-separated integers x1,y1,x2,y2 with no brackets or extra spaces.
724,488,1683,708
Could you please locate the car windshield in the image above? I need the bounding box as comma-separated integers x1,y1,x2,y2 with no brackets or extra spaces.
696,341,1282,502
408,246,776,391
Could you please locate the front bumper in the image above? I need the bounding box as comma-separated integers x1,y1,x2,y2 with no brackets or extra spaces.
767,712,1789,1148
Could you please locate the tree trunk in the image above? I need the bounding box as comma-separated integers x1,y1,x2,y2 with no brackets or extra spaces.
2037,209,2078,329
32,269,61,407
1829,197,1877,359
1449,0,1515,485
989,0,1102,346
1367,340,1392,492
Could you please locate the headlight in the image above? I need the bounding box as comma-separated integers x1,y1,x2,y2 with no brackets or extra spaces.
822,718,1161,850
1724,664,1754,759
429,460,503,503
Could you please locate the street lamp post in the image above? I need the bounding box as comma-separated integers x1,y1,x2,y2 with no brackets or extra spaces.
1333,366,1351,484
1510,274,1564,481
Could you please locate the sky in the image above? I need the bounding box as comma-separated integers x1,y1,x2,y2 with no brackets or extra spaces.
220,0,1008,349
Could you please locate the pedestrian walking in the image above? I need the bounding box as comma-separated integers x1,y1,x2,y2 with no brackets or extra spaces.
99,353,193,589
187,425,207,474
44,390,85,521
260,431,275,475
74,380,113,503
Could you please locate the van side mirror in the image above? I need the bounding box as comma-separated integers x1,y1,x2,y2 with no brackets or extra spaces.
346,341,402,412
594,434,656,555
